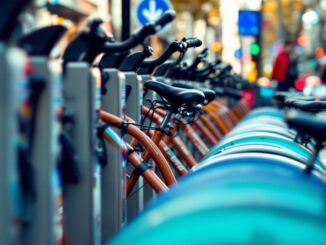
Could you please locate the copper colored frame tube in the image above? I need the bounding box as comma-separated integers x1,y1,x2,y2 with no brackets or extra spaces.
192,120,218,146
142,130,164,161
144,106,209,158
202,106,230,135
170,136,197,168
158,141,188,176
146,130,188,176
100,110,177,186
218,111,234,132
198,114,222,141
141,106,197,168
126,150,168,194
180,123,209,157
151,107,217,147
205,101,239,126
103,132,168,194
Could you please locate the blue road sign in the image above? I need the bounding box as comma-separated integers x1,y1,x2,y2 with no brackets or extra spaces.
238,10,261,36
136,0,172,26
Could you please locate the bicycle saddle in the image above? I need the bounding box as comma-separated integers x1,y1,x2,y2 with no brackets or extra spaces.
172,82,216,105
144,81,205,108
153,61,174,77
274,91,293,103
284,97,317,107
19,25,67,56
288,100,326,112
214,87,242,99
0,0,31,42
285,110,326,143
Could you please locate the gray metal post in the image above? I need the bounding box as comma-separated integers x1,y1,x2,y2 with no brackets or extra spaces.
20,57,63,245
63,63,101,245
0,45,26,245
101,69,127,241
140,74,157,203
124,72,144,221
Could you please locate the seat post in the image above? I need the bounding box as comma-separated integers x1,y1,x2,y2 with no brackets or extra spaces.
160,111,174,131
142,111,173,162
304,142,324,174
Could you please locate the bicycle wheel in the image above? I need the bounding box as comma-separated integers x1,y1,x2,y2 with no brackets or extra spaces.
204,132,321,167
110,154,326,244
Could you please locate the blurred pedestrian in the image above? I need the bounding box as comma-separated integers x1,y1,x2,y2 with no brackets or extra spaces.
319,52,326,83
272,40,297,91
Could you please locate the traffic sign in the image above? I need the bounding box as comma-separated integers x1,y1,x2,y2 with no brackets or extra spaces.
238,10,261,36
136,0,172,26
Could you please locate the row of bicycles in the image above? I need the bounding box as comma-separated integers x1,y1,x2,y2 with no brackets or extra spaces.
2,1,326,244
112,93,326,244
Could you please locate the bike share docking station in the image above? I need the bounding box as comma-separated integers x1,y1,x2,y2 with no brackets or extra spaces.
136,43,185,204
139,72,161,202
4,26,66,244
98,55,127,240
0,5,179,243
95,11,178,234
63,62,102,245
0,43,28,245
0,2,31,244
98,46,155,234
119,47,159,219
61,20,105,245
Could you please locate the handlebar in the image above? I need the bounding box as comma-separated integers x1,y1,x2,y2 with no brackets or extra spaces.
104,10,176,52
0,0,31,42
141,41,183,67
63,11,175,63
139,37,202,75
154,10,176,29
182,48,208,73
173,37,202,66
183,37,202,48
195,63,213,75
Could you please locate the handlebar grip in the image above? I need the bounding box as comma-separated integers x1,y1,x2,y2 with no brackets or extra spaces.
215,59,222,65
201,48,208,55
88,18,103,30
153,10,176,29
185,38,202,48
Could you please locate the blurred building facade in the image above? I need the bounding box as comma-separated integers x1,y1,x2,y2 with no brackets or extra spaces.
27,0,326,82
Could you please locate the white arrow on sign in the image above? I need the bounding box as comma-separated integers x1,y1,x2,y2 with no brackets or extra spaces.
142,0,163,22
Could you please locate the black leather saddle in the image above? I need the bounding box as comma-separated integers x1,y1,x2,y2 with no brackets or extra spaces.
172,82,216,105
286,110,326,143
286,100,326,112
144,81,205,108
19,25,67,56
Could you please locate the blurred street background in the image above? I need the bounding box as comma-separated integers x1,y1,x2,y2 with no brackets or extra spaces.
25,0,326,92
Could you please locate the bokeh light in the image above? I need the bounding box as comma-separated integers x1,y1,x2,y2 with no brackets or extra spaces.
315,47,325,58
242,54,252,63
257,77,271,87
234,48,243,59
211,41,222,53
249,43,260,55
295,79,306,90
302,9,319,26
306,76,321,86
297,36,309,47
